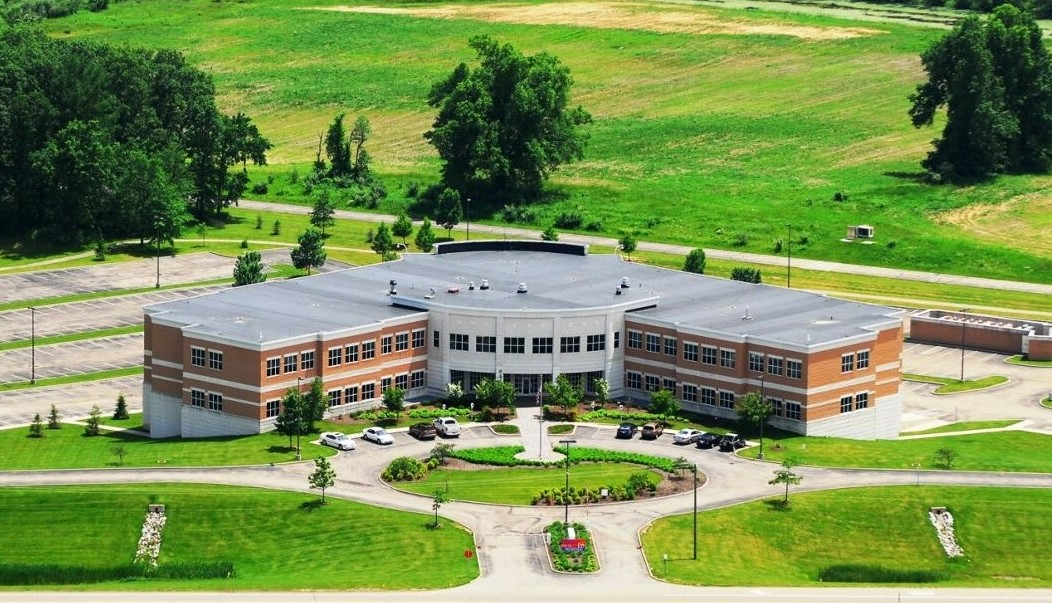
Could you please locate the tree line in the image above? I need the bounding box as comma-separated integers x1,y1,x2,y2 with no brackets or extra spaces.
0,27,270,246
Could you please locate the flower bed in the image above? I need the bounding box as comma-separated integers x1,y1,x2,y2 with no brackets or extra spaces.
545,522,599,573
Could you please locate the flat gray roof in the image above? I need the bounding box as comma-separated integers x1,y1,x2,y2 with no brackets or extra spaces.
146,242,901,347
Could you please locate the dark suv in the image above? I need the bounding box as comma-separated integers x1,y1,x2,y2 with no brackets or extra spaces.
718,432,746,451
695,432,720,449
616,422,638,439
409,422,437,440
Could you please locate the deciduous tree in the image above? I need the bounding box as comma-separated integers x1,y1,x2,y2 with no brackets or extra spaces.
435,188,462,239
382,387,406,420
309,456,336,503
769,458,802,506
310,189,337,237
392,214,413,246
648,388,680,419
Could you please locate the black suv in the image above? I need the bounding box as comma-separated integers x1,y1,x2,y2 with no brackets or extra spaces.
409,422,437,440
695,432,720,449
615,422,638,439
718,432,746,451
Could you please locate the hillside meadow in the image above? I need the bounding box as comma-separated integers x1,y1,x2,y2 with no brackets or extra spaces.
42,0,1052,283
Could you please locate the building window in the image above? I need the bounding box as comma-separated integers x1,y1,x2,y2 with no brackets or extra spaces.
504,337,525,354
362,383,376,400
627,330,642,349
381,336,393,355
412,329,425,349
702,345,717,365
395,374,409,390
190,389,205,407
774,399,784,417
786,402,801,421
190,346,206,367
719,391,735,409
346,343,359,363
476,336,496,353
644,375,660,392
345,386,359,403
614,331,620,349
208,392,223,412
411,370,425,389
266,357,281,377
767,357,783,376
381,377,392,392
560,336,580,354
662,377,676,392
266,399,280,418
300,350,315,370
855,392,869,410
284,354,298,373
533,337,553,354
433,330,440,348
787,359,802,379
701,388,716,406
841,395,854,413
362,340,376,360
856,350,870,370
645,334,660,353
395,333,409,352
450,333,469,352
720,349,736,369
586,334,605,352
683,342,698,362
626,371,642,390
328,347,342,367
328,390,342,408
749,352,764,372
683,384,698,403
663,337,677,356
841,354,854,373
208,350,223,371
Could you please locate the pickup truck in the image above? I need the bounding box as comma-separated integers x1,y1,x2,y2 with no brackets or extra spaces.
640,422,664,440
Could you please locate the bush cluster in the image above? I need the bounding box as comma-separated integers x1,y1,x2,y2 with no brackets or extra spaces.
579,409,685,423
406,406,472,419
0,561,234,585
818,564,945,583
381,456,428,481
553,210,584,229
545,522,598,573
532,473,656,505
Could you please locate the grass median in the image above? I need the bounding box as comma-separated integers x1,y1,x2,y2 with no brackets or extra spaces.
643,486,1052,587
0,484,478,590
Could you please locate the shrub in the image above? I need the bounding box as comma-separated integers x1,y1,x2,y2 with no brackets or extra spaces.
0,562,234,585
818,564,944,583
733,232,749,246
271,220,281,236
541,225,559,241
250,182,268,195
240,239,249,249
254,215,263,230
500,204,536,223
381,456,428,481
554,210,583,229
731,267,762,284
405,180,421,198
584,220,602,231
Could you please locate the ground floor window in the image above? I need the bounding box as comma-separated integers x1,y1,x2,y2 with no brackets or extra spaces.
411,370,425,389
719,391,735,409
207,392,223,412
786,402,801,421
683,384,698,403
328,390,342,408
625,371,642,390
345,386,359,403
265,399,280,418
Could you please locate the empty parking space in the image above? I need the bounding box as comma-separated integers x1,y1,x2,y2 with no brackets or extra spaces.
0,333,143,384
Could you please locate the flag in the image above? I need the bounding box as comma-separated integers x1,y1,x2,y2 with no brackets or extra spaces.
536,381,543,405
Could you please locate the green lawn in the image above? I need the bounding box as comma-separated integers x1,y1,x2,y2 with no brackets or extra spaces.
40,0,1052,284
900,420,1019,436
0,484,478,590
743,431,1052,472
643,486,1052,586
902,374,1009,394
394,463,661,504
1006,355,1052,368
0,422,335,469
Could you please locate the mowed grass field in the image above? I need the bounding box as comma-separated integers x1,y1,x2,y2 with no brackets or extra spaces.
0,484,478,590
44,0,1052,283
643,485,1052,586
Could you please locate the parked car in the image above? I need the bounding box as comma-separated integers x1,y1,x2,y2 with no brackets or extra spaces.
695,432,720,449
362,426,394,445
409,422,437,440
433,417,461,437
718,432,746,451
319,432,356,451
673,428,704,445
615,422,638,439
640,422,664,440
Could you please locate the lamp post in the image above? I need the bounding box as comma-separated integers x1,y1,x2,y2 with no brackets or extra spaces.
466,197,470,241
30,307,36,385
559,438,576,526
296,376,303,460
959,308,970,382
757,373,766,460
676,460,698,560
786,224,792,288
154,219,162,289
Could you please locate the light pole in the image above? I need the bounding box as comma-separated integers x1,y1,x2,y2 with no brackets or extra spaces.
296,376,303,460
786,224,792,288
559,438,576,526
154,219,162,289
676,460,698,560
30,307,36,385
466,197,470,241
959,308,970,382
757,373,766,460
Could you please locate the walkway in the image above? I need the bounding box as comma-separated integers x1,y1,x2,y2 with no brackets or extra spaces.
513,402,566,462
238,200,1052,296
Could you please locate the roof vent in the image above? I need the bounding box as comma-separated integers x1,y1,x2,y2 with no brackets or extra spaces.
447,286,460,294
468,281,475,290
615,287,622,296
742,305,752,321
517,282,528,294
480,279,490,290
425,287,436,300
620,277,630,289
388,279,397,295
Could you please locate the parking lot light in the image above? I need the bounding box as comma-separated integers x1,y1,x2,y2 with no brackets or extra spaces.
675,460,698,560
559,438,576,526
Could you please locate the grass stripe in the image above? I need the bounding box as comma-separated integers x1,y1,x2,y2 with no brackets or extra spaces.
0,280,233,313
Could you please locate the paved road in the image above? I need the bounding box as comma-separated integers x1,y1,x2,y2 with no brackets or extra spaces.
238,200,1052,297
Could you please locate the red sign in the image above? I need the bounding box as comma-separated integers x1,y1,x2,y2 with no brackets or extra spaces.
464,550,473,559
560,538,587,552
